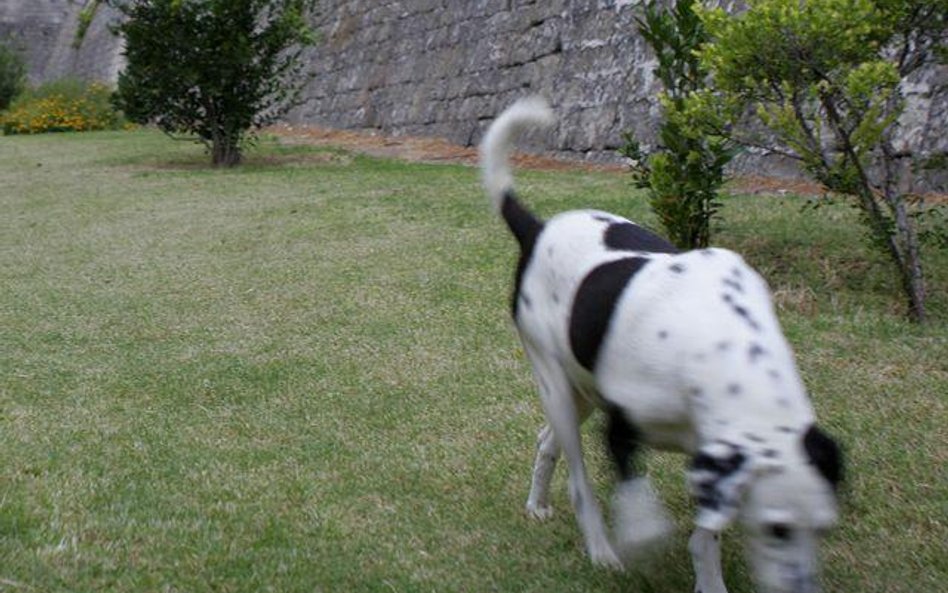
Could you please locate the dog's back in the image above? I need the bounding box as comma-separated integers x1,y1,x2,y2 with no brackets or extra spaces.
521,209,814,451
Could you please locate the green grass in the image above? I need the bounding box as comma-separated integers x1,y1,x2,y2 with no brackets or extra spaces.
1,129,945,592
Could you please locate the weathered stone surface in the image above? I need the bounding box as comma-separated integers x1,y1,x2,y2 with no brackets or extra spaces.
1,0,944,189
0,0,124,87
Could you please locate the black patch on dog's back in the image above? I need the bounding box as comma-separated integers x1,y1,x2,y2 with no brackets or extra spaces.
569,257,649,370
501,190,543,317
603,222,679,254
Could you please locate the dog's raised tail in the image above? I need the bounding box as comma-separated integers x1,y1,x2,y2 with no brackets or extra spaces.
479,96,554,215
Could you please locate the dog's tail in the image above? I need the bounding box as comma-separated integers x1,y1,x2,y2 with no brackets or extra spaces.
479,97,554,248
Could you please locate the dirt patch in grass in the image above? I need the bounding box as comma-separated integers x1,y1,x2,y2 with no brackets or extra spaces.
267,124,626,173
268,124,948,202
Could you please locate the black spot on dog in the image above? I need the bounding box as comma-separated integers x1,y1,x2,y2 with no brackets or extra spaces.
552,292,560,304
520,293,533,309
748,343,767,362
727,383,742,396
658,330,669,339
732,304,761,331
592,214,615,223
669,263,686,274
721,292,762,332
690,448,747,511
501,191,543,317
605,405,643,480
717,341,732,351
722,278,743,293
777,426,796,434
569,257,650,370
602,222,679,253
731,267,743,278
762,449,780,459
692,449,745,475
701,249,716,257
803,425,844,490
744,433,765,443
768,368,781,381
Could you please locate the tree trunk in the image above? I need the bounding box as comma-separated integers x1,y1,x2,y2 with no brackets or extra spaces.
819,97,928,323
889,191,927,323
212,136,241,167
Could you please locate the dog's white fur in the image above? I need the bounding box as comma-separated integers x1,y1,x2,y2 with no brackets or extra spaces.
479,97,841,593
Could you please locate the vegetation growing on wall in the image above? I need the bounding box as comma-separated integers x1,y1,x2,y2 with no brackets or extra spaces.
73,0,102,49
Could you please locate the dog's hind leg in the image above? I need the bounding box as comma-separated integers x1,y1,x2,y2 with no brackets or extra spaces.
523,343,622,569
526,423,558,520
526,397,594,520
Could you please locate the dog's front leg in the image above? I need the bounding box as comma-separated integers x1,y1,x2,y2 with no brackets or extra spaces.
689,527,728,593
524,344,622,569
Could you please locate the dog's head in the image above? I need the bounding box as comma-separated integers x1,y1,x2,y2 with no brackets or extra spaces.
688,425,843,593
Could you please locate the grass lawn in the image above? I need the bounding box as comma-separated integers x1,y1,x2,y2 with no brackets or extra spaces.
1,129,945,592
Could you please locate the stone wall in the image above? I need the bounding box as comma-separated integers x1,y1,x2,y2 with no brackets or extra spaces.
2,0,945,187
0,0,124,87
289,0,664,161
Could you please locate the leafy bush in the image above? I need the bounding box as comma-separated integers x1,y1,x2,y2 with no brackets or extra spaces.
621,0,734,249
0,42,26,111
110,0,318,167
1,79,125,135
696,0,948,323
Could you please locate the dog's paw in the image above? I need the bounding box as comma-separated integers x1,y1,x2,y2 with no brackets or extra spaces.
587,540,625,571
611,477,674,563
525,502,554,521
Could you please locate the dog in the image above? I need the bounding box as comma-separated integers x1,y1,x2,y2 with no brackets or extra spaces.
478,97,843,593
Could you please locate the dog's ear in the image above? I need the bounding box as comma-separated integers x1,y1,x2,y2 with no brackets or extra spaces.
688,443,753,532
802,424,844,491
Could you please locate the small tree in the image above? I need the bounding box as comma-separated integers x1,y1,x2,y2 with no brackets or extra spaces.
695,0,948,323
109,0,318,167
621,0,735,249
0,41,26,111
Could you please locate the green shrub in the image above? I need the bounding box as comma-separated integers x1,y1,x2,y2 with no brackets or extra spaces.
1,78,125,135
696,0,948,323
621,0,735,249
0,42,26,111
111,0,318,167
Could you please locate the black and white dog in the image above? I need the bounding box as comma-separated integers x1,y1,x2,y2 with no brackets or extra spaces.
479,97,843,593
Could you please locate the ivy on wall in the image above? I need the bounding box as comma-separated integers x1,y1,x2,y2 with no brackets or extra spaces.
73,0,101,49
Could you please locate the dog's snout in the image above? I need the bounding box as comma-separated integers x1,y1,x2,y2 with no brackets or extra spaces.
785,567,820,593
